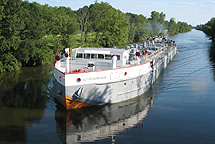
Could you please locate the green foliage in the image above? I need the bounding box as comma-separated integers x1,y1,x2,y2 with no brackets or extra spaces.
168,18,192,35
89,2,129,47
35,40,54,66
0,0,192,73
126,13,149,42
128,23,136,42
168,18,178,35
150,11,166,25
0,0,78,72
1,53,21,72
77,6,90,45
55,7,79,36
149,11,167,36
20,2,45,39
16,39,54,66
197,18,215,41
1,0,24,39
177,21,192,33
0,61,3,72
126,11,175,42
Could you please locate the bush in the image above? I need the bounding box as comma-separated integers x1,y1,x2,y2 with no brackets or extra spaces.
2,53,21,72
0,61,4,72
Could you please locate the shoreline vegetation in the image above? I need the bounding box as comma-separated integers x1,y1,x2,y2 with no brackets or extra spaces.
196,18,215,42
0,0,192,72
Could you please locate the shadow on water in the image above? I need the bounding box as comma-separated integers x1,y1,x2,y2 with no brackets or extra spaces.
55,92,155,143
209,42,215,80
0,66,53,143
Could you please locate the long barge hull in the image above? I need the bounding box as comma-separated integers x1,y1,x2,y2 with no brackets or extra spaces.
53,46,177,109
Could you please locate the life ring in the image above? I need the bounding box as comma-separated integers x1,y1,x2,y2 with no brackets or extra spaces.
135,52,140,57
111,55,116,59
55,55,60,61
65,53,69,57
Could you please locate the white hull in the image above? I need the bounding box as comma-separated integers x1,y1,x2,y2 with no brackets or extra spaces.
53,61,152,105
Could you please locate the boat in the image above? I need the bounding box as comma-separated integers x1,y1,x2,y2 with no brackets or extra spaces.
52,37,177,109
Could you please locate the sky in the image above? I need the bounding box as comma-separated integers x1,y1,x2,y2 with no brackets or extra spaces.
27,0,215,26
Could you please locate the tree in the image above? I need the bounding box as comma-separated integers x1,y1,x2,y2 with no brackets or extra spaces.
126,13,149,42
20,1,45,40
89,2,129,47
149,11,166,36
0,0,193,73
128,23,136,42
0,0,23,72
177,21,192,33
1,53,21,72
199,18,215,41
150,11,160,21
77,6,89,45
168,18,178,35
55,7,79,47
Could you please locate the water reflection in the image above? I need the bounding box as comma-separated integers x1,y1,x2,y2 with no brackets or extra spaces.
55,94,154,143
0,66,53,143
0,66,52,108
0,108,45,143
209,43,215,80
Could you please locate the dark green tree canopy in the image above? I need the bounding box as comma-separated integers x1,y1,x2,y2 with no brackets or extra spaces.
0,0,192,72
197,18,215,41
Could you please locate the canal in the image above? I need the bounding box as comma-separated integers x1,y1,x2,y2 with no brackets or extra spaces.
0,29,215,144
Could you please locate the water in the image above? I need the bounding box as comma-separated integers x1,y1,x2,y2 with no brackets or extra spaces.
0,29,215,144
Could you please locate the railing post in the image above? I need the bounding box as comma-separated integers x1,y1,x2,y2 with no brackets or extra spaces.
112,55,117,69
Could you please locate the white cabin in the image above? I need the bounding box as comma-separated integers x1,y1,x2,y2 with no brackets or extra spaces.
55,47,130,74
72,47,130,66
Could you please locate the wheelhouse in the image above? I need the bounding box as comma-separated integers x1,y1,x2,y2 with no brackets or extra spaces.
72,48,129,66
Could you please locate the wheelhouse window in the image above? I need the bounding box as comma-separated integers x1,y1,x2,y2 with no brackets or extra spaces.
76,53,83,58
98,54,104,59
84,53,90,59
105,54,111,60
91,54,97,59
76,52,120,60
116,55,120,60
